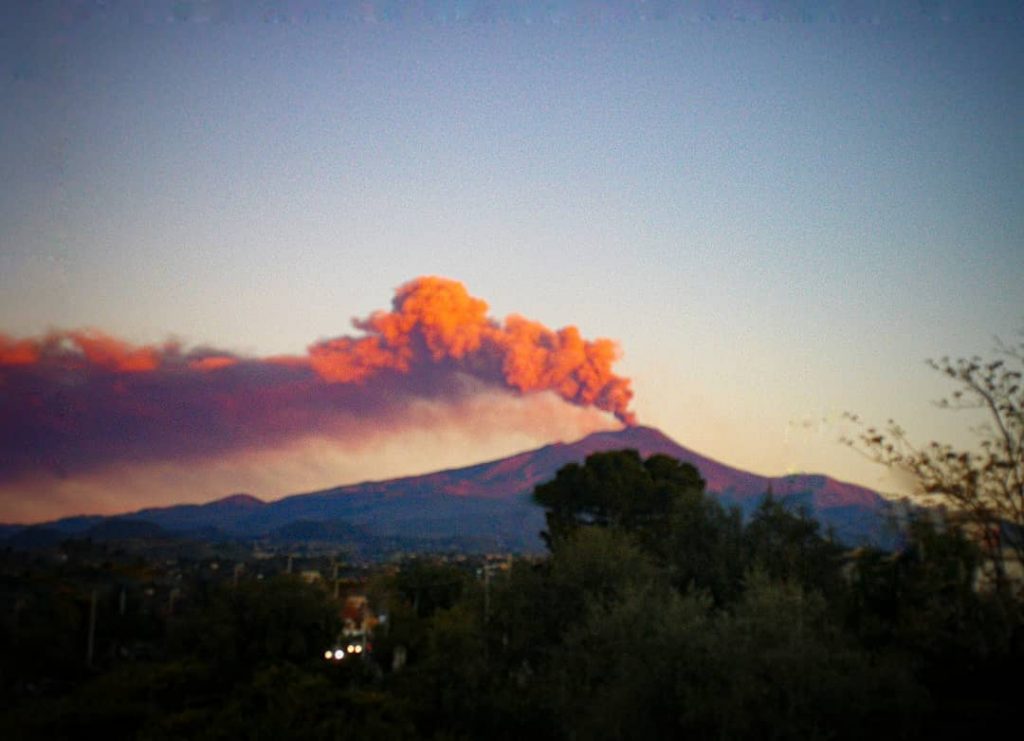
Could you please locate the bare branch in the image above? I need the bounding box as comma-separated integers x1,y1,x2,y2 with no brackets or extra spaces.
846,337,1024,578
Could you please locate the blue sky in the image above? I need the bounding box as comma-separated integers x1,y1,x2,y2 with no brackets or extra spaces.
1,1,1022,518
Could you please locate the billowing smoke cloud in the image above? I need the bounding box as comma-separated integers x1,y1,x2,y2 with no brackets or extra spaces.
0,277,635,486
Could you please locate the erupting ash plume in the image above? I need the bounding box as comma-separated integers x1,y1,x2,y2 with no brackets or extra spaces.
306,277,634,421
0,277,635,483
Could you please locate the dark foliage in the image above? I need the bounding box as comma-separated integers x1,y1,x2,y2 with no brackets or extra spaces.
2,450,1022,739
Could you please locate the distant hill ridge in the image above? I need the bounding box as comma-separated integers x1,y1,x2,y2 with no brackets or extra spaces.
2,426,893,553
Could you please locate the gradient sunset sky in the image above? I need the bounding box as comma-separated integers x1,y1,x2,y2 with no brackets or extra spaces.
1,1,1022,522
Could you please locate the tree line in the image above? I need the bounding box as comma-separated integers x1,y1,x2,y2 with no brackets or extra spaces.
3,447,1021,739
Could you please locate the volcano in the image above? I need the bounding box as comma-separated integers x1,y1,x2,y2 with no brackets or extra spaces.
3,426,893,554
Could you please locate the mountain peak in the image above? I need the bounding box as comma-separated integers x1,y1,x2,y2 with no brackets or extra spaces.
206,493,264,508
560,424,700,465
578,424,680,447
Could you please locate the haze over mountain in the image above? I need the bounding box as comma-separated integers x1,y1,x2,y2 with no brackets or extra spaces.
2,426,893,554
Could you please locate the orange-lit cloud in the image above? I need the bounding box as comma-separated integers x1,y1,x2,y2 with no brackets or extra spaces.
0,336,41,366
302,277,635,422
0,277,635,506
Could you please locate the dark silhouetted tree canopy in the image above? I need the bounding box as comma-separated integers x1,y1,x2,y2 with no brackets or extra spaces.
533,449,704,552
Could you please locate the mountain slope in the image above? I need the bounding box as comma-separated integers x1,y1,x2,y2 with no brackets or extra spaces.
4,426,893,552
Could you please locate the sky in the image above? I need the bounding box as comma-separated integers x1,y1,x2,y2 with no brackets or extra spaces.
1,1,1022,523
